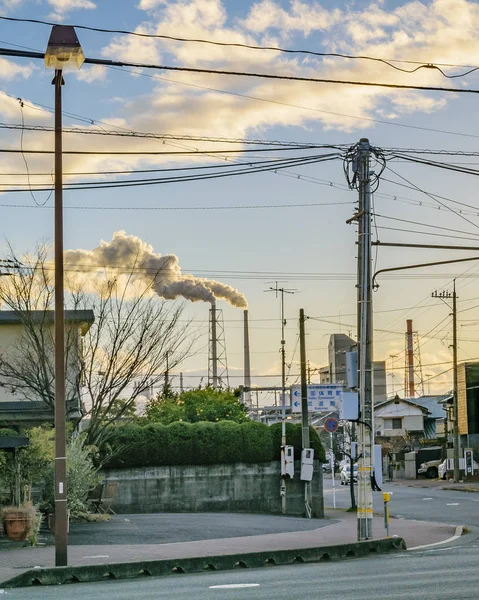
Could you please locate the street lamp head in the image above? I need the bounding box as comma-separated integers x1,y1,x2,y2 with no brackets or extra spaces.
45,25,84,70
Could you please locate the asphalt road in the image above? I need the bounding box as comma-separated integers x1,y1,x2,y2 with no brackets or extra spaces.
323,477,479,527
59,513,330,546
4,540,479,599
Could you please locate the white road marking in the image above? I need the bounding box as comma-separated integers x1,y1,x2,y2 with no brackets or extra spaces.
422,498,433,500
81,555,110,559
446,503,460,506
210,584,260,589
408,525,463,551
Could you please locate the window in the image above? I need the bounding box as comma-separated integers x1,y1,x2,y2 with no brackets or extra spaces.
384,417,402,430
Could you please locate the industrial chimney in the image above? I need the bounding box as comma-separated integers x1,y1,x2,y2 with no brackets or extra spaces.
243,310,251,405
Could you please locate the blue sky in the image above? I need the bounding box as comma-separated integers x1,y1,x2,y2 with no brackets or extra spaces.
0,0,478,398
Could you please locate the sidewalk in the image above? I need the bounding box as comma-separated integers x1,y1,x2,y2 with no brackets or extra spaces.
0,510,459,587
391,478,479,491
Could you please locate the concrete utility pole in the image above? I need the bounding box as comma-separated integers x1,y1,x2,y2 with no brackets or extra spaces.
265,282,296,514
355,138,374,541
299,309,312,513
432,284,460,481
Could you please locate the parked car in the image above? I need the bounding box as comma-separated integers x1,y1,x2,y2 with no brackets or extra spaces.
322,462,332,473
418,459,442,479
438,458,479,480
340,464,358,485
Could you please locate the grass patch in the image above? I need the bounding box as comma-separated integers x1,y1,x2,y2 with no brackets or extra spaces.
72,512,111,523
346,506,357,513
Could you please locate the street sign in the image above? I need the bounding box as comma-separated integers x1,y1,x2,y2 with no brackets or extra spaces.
324,417,339,433
290,384,343,413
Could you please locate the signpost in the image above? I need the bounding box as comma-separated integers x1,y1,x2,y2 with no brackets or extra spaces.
291,384,343,413
324,418,339,508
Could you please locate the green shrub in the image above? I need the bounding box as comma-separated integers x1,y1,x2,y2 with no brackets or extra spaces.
270,422,325,463
241,421,273,463
166,422,194,466
142,423,170,467
216,421,242,464
192,422,218,465
0,428,19,437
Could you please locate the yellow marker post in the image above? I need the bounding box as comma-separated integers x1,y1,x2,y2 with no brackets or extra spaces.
383,492,391,538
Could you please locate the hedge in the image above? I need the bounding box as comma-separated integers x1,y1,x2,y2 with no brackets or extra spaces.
270,423,326,463
102,420,325,468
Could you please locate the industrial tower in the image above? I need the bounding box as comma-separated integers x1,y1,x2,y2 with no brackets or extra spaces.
404,319,425,397
208,300,229,388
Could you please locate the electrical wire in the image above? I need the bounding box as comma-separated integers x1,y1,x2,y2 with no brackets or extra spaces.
384,165,479,231
1,47,479,94
372,214,479,239
1,16,478,77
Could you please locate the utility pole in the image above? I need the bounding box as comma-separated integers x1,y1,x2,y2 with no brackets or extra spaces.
265,282,296,514
164,351,170,397
299,309,312,514
179,372,184,393
354,138,374,541
432,283,460,481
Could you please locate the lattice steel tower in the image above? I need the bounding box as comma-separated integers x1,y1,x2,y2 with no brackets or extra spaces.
208,300,229,388
404,319,425,397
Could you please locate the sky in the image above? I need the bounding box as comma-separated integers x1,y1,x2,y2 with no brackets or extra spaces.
0,0,478,401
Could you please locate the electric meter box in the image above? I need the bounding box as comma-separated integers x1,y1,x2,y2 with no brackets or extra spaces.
300,448,315,481
281,445,295,478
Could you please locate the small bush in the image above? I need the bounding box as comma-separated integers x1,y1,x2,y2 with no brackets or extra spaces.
166,422,194,466
241,421,273,463
216,421,242,464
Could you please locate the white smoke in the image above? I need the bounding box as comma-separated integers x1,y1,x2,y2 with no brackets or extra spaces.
64,231,247,308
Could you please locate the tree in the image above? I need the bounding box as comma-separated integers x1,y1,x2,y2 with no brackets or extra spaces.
145,387,249,425
0,244,195,447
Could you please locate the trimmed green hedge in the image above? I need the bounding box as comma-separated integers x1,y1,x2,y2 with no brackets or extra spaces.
270,423,326,463
103,420,325,468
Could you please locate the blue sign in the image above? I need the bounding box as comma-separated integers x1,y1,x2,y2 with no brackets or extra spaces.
291,384,343,413
324,417,339,433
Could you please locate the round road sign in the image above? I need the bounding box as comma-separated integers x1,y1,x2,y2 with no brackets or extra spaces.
324,417,339,433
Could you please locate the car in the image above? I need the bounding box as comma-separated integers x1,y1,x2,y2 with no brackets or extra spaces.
322,462,332,473
340,464,358,485
439,458,479,480
418,459,441,479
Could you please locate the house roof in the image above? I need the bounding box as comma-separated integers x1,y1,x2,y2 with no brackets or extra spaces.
375,397,430,415
410,396,448,419
0,310,94,325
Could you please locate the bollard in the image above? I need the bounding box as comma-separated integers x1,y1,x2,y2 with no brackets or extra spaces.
383,491,391,538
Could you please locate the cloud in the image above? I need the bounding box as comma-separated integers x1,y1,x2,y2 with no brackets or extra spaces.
47,0,96,21
76,64,107,83
0,58,33,80
102,25,161,64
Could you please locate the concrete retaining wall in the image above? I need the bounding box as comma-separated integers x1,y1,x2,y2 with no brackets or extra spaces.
102,460,323,518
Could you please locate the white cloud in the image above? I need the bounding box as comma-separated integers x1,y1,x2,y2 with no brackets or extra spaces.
47,0,96,21
103,25,161,64
76,64,107,83
0,58,33,80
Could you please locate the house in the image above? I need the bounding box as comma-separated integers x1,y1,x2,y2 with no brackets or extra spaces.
375,396,430,438
0,310,94,428
374,395,447,440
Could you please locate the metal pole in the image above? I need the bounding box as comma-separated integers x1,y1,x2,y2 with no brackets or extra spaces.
299,309,312,514
452,280,460,482
280,288,287,513
356,138,374,541
406,319,415,397
331,431,336,509
53,68,68,567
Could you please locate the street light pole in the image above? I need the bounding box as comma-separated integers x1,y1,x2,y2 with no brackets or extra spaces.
53,68,68,567
45,24,85,568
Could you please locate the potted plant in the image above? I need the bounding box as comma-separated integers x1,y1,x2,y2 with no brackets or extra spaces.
1,501,40,543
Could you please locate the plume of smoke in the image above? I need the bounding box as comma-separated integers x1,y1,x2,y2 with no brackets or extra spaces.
64,231,248,308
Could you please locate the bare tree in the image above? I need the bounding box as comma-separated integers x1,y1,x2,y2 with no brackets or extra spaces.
0,244,195,446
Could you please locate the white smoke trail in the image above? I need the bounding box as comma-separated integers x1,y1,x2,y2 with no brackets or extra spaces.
64,231,247,308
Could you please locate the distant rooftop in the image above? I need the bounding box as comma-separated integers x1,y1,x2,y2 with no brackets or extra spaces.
0,310,94,325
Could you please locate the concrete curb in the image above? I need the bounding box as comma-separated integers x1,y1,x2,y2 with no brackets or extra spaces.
1,538,406,589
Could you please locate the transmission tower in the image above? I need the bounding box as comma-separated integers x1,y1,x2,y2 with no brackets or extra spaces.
208,301,229,388
404,319,425,397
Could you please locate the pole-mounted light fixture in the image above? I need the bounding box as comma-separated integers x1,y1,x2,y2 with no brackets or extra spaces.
45,23,83,569
45,25,84,70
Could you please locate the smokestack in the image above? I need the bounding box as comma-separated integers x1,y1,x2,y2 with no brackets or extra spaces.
406,319,415,397
243,310,251,405
210,300,218,388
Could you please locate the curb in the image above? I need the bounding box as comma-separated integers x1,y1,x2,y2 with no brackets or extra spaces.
407,526,463,551
1,538,406,589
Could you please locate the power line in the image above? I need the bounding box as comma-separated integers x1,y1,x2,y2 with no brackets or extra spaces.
1,16,477,77
1,47,478,94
